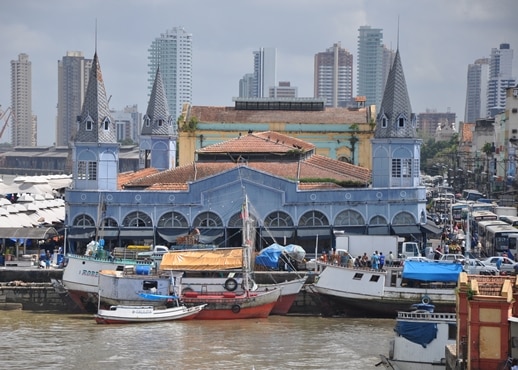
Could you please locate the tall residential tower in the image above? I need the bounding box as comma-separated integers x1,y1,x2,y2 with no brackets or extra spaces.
56,51,92,146
314,42,353,107
357,26,384,109
487,43,516,117
148,27,193,122
10,53,36,147
464,58,489,123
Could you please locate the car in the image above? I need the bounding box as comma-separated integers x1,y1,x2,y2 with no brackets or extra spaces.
481,256,518,274
405,256,434,263
439,254,466,264
463,259,499,275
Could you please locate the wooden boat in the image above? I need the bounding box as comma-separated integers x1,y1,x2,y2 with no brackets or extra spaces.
257,276,307,315
61,253,154,312
94,301,206,324
377,302,456,369
311,260,462,317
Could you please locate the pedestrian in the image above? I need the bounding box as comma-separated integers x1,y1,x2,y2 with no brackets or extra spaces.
388,251,394,267
379,252,385,270
371,251,379,270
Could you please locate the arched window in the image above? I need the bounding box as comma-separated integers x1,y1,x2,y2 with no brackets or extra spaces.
264,211,294,227
73,214,95,226
369,215,387,225
157,212,188,228
334,210,365,226
299,210,329,227
144,115,151,127
192,212,223,228
102,217,118,227
122,211,153,227
381,115,388,128
392,211,416,225
228,211,258,228
85,115,94,131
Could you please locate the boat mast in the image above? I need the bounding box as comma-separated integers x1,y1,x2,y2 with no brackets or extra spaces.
242,195,252,293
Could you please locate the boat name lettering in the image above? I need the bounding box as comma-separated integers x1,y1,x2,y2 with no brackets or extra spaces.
79,270,99,277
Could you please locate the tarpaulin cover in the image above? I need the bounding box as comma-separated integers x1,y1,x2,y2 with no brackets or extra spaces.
160,248,243,271
255,243,284,269
402,261,462,282
395,320,438,348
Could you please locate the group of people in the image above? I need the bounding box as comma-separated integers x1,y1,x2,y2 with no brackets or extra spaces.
320,249,397,270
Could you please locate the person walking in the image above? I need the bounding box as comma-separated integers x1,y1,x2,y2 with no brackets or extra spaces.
379,252,385,270
388,251,394,267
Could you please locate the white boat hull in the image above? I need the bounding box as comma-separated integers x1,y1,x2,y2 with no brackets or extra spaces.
95,303,206,324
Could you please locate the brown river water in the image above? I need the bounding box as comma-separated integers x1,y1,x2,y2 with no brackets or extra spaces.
0,310,395,369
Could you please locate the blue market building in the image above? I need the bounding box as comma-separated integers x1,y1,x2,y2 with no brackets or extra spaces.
65,48,438,255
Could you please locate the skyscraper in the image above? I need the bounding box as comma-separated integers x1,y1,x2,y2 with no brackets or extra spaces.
56,51,92,146
357,26,384,109
464,58,489,123
487,43,516,117
253,47,277,98
148,26,192,122
314,42,353,107
10,53,36,147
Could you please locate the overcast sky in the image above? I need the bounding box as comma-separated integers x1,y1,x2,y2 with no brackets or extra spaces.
1,0,517,146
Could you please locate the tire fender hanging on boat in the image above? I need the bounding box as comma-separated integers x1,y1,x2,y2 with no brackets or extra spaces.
224,278,238,291
422,295,431,304
231,304,241,314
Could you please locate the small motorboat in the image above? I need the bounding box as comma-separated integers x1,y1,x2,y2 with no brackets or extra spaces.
94,300,206,324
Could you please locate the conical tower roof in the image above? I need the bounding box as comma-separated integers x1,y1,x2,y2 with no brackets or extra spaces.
374,49,416,138
75,52,116,143
142,67,176,136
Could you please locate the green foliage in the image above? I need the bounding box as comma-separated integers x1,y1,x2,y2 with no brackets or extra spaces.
180,116,198,132
420,134,459,172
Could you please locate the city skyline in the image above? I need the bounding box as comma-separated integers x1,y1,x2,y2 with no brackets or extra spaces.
1,0,517,146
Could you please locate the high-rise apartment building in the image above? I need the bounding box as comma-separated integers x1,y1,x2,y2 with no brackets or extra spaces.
487,43,516,117
56,51,92,146
357,26,384,109
111,104,141,143
269,81,298,98
464,58,489,123
11,53,36,147
313,42,353,107
253,47,277,98
238,47,277,98
148,26,192,122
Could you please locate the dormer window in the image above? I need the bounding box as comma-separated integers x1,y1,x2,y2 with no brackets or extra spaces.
397,115,405,128
157,119,164,127
381,116,388,128
144,116,150,127
85,115,94,131
102,117,111,130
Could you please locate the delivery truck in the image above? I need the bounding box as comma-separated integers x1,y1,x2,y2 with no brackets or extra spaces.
333,233,421,261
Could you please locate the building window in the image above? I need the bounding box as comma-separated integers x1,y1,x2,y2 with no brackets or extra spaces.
77,160,97,180
193,212,223,228
158,212,188,228
102,117,111,130
381,117,387,128
299,210,329,226
398,117,405,127
392,159,401,177
144,116,150,127
86,118,93,131
158,119,163,127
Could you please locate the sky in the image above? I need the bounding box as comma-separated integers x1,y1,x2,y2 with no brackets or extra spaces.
1,0,517,146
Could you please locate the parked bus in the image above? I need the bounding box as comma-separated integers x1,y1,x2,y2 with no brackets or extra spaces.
471,210,498,223
476,220,509,250
484,223,518,257
499,215,518,228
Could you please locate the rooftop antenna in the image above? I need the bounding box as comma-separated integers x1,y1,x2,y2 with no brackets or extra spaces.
397,15,400,50
95,18,98,53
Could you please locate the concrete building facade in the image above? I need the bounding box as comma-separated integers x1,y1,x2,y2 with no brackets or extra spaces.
10,53,36,147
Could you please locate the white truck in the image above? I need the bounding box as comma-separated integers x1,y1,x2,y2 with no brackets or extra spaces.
334,234,421,262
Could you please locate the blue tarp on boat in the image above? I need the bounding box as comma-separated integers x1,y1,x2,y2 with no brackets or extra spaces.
402,261,462,282
395,320,438,348
255,243,284,269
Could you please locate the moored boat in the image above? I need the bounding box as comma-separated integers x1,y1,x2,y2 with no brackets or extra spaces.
377,302,457,369
94,301,206,324
61,253,153,312
312,260,462,318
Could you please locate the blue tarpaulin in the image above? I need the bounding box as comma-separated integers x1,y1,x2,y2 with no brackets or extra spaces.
395,321,438,348
402,261,462,282
255,243,284,269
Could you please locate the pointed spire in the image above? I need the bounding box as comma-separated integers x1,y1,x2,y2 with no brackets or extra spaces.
374,49,416,138
142,67,176,136
75,52,116,143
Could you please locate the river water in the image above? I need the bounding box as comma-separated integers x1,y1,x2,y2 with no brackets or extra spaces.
0,310,395,370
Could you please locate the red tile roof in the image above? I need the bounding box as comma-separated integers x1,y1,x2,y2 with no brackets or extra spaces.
118,168,159,189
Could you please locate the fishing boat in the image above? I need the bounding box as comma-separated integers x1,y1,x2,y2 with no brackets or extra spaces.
94,300,206,324
61,250,153,312
257,276,307,315
377,302,457,369
312,260,462,317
